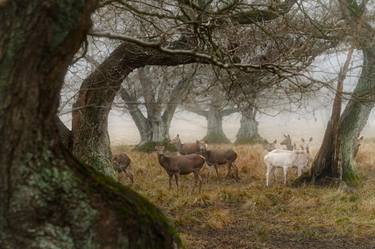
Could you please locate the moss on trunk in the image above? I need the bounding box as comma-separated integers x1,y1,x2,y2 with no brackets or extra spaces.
0,1,180,248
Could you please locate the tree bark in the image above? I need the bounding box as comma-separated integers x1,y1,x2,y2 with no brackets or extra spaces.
120,73,193,146
72,40,200,169
0,2,180,248
338,48,375,182
56,115,73,150
71,0,300,170
204,104,232,143
235,107,263,144
301,49,375,185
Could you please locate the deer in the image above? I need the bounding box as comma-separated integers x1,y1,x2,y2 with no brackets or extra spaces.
155,145,205,192
112,153,134,184
280,134,294,150
198,141,239,181
171,134,201,155
264,138,312,186
264,139,278,152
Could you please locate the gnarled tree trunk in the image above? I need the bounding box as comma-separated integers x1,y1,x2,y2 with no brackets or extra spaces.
0,2,180,248
303,49,375,185
205,104,230,143
120,71,193,146
72,41,200,170
338,48,375,182
235,107,263,144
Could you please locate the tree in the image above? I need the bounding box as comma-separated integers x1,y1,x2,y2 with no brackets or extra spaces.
71,0,335,170
299,0,375,185
236,103,264,144
185,84,236,143
119,66,195,146
71,39,203,172
0,1,180,248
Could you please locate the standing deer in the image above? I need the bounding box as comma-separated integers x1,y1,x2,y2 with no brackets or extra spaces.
113,153,134,184
264,139,278,152
155,145,205,192
171,134,201,155
264,149,310,186
198,141,239,181
280,134,294,150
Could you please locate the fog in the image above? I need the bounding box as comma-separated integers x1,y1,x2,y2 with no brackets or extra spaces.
61,49,375,147
105,108,375,146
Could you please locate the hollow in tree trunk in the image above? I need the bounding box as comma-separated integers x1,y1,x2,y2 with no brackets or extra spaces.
0,2,180,248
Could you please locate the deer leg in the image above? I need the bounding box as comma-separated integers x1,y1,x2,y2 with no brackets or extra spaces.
297,167,302,177
214,165,219,177
175,174,179,190
198,173,202,193
168,174,173,190
117,171,123,182
266,164,274,187
206,169,210,183
192,171,198,194
125,170,134,184
226,162,232,178
283,168,288,185
232,163,240,181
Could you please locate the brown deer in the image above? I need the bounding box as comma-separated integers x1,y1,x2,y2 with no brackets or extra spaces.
112,153,134,184
171,134,201,155
155,145,205,192
198,141,239,181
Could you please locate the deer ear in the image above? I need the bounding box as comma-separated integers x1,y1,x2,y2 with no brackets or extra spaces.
301,138,305,142
284,134,287,138
273,139,277,143
309,137,313,142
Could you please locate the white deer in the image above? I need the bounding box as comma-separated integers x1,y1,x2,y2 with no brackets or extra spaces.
264,137,312,186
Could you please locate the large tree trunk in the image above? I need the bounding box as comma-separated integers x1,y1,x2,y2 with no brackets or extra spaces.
72,42,200,169
0,2,180,248
235,107,263,144
120,74,193,146
204,105,231,143
303,49,375,185
339,48,375,182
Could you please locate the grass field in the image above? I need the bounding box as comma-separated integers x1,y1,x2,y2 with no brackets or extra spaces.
113,142,375,249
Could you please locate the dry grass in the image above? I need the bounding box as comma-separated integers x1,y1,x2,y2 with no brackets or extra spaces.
113,142,375,249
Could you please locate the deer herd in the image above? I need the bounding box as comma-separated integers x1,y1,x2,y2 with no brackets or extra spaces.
112,133,364,192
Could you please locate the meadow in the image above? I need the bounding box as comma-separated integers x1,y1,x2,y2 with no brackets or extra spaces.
113,142,375,249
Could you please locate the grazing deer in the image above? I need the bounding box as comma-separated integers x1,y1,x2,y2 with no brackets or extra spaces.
198,141,239,181
171,134,201,155
113,153,134,184
155,145,205,192
280,134,294,150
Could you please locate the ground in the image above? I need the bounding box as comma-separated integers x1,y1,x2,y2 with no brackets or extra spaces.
112,142,375,249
